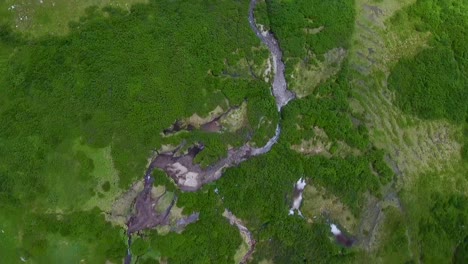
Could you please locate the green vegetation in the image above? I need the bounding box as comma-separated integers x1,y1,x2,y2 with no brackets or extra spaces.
0,0,148,36
454,236,468,264
0,0,388,262
0,0,271,262
373,207,412,263
388,0,468,159
401,168,467,263
279,71,392,212
389,46,466,122
0,0,466,263
282,75,369,150
211,62,393,257
0,0,268,194
0,206,126,263
145,0,380,260
347,0,468,262
253,0,270,30
266,0,355,58
381,2,468,259
150,189,243,263
262,0,466,263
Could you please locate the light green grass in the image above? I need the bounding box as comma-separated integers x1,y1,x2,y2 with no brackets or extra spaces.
302,185,358,232
291,48,346,98
38,138,122,212
0,209,22,263
74,139,123,212
43,139,98,211
1,0,147,36
46,235,86,263
401,163,467,261
347,0,468,261
357,206,412,263
349,0,463,181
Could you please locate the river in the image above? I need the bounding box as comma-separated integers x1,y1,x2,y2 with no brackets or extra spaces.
248,0,295,111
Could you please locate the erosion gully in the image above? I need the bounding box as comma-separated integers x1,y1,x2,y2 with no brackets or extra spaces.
124,1,295,263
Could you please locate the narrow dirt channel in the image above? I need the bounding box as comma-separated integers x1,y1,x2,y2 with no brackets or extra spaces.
124,0,295,262
223,209,257,264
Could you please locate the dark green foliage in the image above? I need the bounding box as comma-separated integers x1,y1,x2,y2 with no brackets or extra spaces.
101,181,111,192
254,0,271,29
401,169,468,264
388,46,467,123
462,123,468,161
191,134,229,167
217,148,304,221
375,207,412,263
0,23,21,45
131,237,151,257
302,154,381,213
0,207,126,263
216,151,362,261
153,169,177,193
150,187,242,263
253,218,343,263
0,0,439,262
214,151,347,262
369,149,394,185
282,80,370,150
388,0,468,159
0,0,367,259
417,193,468,262
453,236,468,264
279,66,389,211
0,0,269,192
387,2,468,261
216,143,379,226
266,0,355,58
247,95,279,145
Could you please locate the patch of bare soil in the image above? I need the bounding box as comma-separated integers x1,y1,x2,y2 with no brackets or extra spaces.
107,180,144,226
125,162,201,235
154,123,283,192
302,184,357,232
291,126,361,158
292,127,332,157
291,48,347,98
363,4,384,23
152,143,253,191
163,104,246,135
303,25,324,35
220,101,248,132
126,177,176,234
